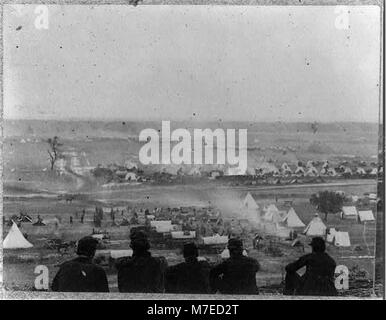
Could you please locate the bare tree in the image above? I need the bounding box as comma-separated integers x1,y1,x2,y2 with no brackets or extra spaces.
47,136,62,170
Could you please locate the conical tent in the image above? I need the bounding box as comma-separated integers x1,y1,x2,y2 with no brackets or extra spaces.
263,204,282,223
283,208,305,228
243,192,259,210
3,222,33,249
303,214,327,236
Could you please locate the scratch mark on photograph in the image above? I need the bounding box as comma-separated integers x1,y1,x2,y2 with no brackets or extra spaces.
1,2,383,300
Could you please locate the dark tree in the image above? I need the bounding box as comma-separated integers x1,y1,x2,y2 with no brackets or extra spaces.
310,191,344,221
47,136,62,170
311,121,319,134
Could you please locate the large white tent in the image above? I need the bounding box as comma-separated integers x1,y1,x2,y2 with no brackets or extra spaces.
333,231,351,247
3,222,33,249
326,228,337,242
171,231,196,239
358,210,375,222
282,208,305,228
303,214,327,237
150,220,176,233
203,234,228,245
341,206,358,219
243,192,259,210
263,204,282,223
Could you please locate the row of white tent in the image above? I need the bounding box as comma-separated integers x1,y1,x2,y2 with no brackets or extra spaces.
341,206,375,222
243,193,306,227
243,193,375,224
242,193,376,247
227,161,379,177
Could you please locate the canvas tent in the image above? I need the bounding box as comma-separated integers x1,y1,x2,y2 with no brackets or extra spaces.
3,222,33,249
125,172,137,181
281,163,292,174
150,220,176,233
282,208,305,228
263,204,282,223
203,234,228,245
326,228,337,243
333,231,351,247
303,214,327,237
226,166,246,176
243,192,259,210
341,206,358,219
188,167,202,177
220,248,248,259
295,167,305,176
305,167,318,177
171,231,196,239
358,210,375,222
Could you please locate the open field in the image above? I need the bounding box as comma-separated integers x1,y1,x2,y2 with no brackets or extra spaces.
2,180,378,295
2,120,381,296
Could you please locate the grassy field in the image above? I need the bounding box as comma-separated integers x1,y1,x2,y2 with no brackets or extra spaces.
2,179,378,295
2,120,380,296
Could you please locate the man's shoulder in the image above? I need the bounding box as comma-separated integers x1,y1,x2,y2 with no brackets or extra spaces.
198,260,211,268
299,253,313,260
115,256,135,268
116,255,165,268
231,255,258,264
59,257,85,268
322,252,337,265
59,257,104,273
167,262,186,273
241,256,260,267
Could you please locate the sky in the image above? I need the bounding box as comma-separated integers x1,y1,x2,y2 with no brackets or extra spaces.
3,5,381,122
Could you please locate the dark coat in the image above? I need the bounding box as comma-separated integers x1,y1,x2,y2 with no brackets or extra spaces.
165,259,210,294
116,252,167,293
210,255,260,295
51,256,109,292
285,252,337,296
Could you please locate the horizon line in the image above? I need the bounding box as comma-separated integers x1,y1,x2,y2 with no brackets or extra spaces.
1,117,380,124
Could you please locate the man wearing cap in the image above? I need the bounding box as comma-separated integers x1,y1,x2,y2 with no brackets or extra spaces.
284,237,337,296
115,230,167,292
51,236,109,292
209,238,260,295
165,242,210,294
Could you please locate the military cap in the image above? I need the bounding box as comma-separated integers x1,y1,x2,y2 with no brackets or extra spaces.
77,236,99,257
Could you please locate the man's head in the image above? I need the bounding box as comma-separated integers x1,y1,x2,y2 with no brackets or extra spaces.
76,236,99,258
309,237,326,253
228,238,243,257
183,242,198,260
130,230,150,253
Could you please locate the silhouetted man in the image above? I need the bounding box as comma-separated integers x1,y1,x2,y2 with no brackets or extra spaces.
210,238,260,294
116,230,167,292
51,236,109,292
284,237,337,296
165,242,210,294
